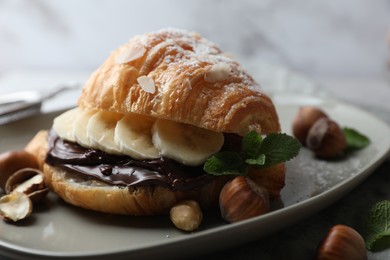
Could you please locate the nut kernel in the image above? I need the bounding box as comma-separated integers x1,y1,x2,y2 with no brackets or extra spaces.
170,200,202,232
0,192,32,222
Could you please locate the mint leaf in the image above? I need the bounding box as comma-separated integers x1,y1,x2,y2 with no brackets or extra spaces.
203,132,300,177
343,127,370,151
365,200,390,251
257,133,301,168
245,154,266,167
243,130,263,159
203,151,247,176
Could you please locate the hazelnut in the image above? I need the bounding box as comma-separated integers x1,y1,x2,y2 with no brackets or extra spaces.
316,225,367,260
5,168,48,204
306,118,347,159
219,176,269,223
0,192,32,222
0,150,39,190
170,200,203,232
292,107,328,145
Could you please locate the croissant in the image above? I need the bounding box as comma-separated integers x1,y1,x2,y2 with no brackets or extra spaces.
27,28,284,216
79,29,280,135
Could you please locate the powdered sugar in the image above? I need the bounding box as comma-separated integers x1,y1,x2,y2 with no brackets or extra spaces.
204,63,232,83
129,28,258,89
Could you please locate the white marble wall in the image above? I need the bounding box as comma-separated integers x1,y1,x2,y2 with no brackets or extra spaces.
0,0,389,77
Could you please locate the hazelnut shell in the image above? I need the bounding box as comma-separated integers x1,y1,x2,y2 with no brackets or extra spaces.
292,107,328,145
0,150,39,190
219,176,270,223
316,225,367,260
306,118,347,159
5,168,48,204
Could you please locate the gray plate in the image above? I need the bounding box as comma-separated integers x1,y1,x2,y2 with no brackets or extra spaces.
0,94,389,259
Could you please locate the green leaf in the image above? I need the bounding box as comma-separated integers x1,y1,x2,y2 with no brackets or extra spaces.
257,133,301,168
242,130,263,159
365,200,390,251
203,132,301,177
343,127,370,151
203,151,247,176
245,154,266,167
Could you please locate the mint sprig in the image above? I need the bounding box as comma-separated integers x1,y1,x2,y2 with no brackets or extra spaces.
203,131,301,176
365,200,390,251
343,127,370,152
257,133,302,168
203,151,247,176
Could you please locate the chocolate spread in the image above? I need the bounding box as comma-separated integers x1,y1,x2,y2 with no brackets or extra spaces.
45,130,237,192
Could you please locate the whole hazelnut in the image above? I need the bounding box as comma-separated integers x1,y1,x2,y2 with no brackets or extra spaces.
219,176,270,223
292,107,328,145
316,225,367,260
306,118,347,159
0,150,39,190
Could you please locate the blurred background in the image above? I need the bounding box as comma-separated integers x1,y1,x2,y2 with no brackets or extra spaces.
0,0,389,77
0,0,389,114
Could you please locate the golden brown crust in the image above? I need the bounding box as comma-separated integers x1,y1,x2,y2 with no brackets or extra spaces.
43,163,226,216
78,29,280,135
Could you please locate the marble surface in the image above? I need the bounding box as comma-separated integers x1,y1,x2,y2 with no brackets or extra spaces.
0,0,389,78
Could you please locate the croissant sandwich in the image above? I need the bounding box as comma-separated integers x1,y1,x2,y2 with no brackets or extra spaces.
26,29,299,217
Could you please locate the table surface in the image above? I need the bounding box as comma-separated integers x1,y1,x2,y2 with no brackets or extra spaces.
0,70,389,259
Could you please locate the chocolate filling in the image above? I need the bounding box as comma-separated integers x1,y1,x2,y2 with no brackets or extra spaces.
45,130,241,192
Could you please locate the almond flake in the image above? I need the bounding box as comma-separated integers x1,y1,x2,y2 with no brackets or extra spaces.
137,76,155,94
115,44,146,64
204,63,231,83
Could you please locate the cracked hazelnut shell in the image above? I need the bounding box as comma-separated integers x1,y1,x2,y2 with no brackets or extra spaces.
5,168,48,203
0,150,39,190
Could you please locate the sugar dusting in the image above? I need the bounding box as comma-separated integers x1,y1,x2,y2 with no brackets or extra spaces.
204,63,232,83
282,147,374,206
132,28,257,88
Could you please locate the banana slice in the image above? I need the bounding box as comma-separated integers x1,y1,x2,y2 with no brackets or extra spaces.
114,113,159,159
73,109,97,148
152,119,224,166
52,108,79,142
87,110,123,154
